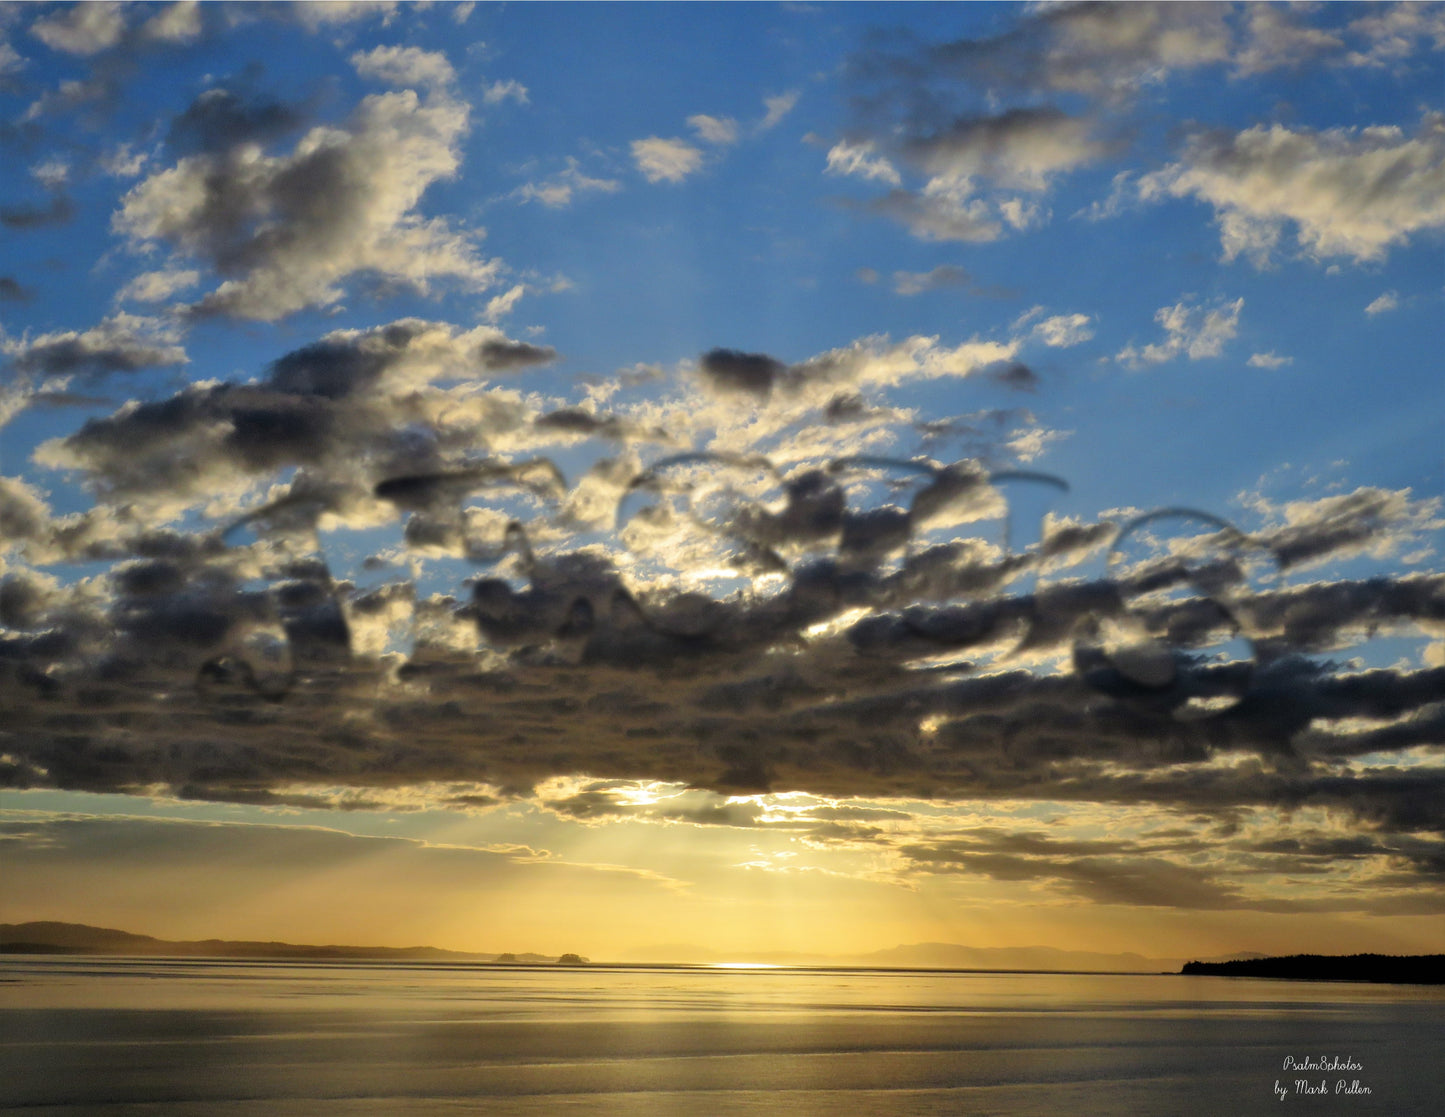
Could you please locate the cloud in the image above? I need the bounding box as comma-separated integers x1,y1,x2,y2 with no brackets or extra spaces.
1343,2,1445,68
865,188,1002,243
2,313,187,378
759,91,799,131
165,87,307,155
832,106,1098,244
698,349,787,398
836,109,1105,243
0,193,73,230
1139,113,1445,266
483,283,526,323
854,2,1230,107
117,268,201,304
1116,297,1243,369
892,266,970,296
1239,486,1443,572
510,158,620,208
115,85,498,320
631,136,704,184
988,362,1039,392
351,45,456,90
482,79,529,106
0,277,1438,925
29,2,127,55
825,140,901,186
101,144,149,178
289,2,398,31
33,318,554,516
688,114,739,146
143,1,202,45
1365,291,1400,317
903,108,1107,193
6,319,1444,919
1247,352,1293,369
1031,313,1094,348
0,277,33,302
1233,3,1344,76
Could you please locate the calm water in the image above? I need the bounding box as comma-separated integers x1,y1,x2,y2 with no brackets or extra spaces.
2,958,1443,1115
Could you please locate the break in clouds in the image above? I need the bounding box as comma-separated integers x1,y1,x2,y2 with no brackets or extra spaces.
1,2,1442,919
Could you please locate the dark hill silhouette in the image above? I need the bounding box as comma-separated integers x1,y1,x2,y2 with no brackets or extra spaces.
1181,953,1444,985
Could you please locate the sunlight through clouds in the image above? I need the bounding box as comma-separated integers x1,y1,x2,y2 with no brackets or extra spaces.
0,0,1441,966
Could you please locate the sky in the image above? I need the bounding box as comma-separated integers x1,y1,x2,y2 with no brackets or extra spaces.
1,1,1443,964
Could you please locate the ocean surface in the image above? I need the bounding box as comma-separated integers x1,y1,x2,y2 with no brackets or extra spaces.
2,957,1442,1115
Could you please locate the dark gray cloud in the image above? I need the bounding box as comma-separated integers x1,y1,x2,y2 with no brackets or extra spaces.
0,192,73,229
988,361,1038,392
3,314,186,378
166,86,308,156
3,300,1442,927
533,408,669,444
0,276,34,301
478,338,558,372
699,348,788,398
5,398,1443,922
33,318,546,506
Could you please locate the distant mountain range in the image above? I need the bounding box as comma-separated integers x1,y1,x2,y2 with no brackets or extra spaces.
25,924,1430,979
0,922,585,965
618,941,1268,972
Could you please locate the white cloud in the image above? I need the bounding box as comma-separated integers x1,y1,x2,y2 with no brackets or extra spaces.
1139,114,1445,266
688,114,739,146
291,2,397,31
850,110,1103,244
143,1,201,44
631,136,704,184
1233,4,1343,76
825,140,901,186
1247,351,1293,369
1039,1,1232,95
483,283,526,323
1116,297,1243,369
1032,313,1094,348
759,91,799,131
1364,291,1400,317
998,197,1044,231
352,45,456,90
0,40,23,80
101,144,149,178
117,268,201,304
1344,2,1445,68
907,108,1105,193
29,1,126,55
30,158,69,189
511,159,620,209
482,79,529,106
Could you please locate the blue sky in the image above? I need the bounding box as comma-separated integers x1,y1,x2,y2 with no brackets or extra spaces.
1,2,1443,961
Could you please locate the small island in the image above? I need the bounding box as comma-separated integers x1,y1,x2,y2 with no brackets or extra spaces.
1181,953,1445,985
